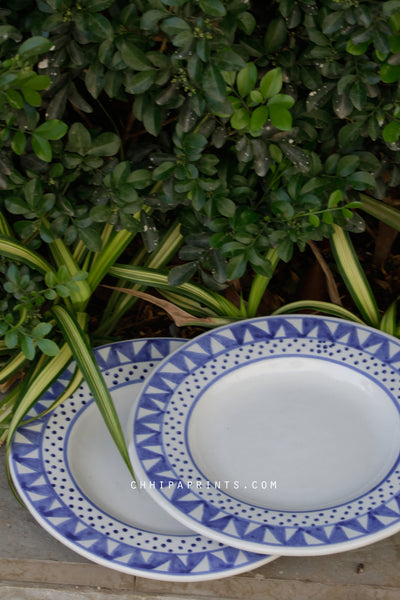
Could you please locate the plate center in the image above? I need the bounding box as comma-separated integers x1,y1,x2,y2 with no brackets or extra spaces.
68,383,191,535
188,357,400,511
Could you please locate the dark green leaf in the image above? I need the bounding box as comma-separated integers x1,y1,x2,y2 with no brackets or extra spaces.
322,11,345,34
336,155,360,177
85,61,105,98
85,0,114,10
338,122,364,148
216,196,236,218
153,161,176,180
269,105,292,130
236,62,257,97
383,120,400,142
6,89,24,109
349,81,367,111
379,64,400,83
125,70,157,94
264,17,287,53
19,36,52,57
203,64,226,102
31,134,52,162
346,171,376,190
260,68,282,99
85,13,113,41
198,0,226,17
88,132,120,156
66,123,92,155
35,119,68,140
308,213,320,227
161,16,191,37
237,11,256,35
250,105,269,130
168,261,199,285
77,227,102,252
117,39,152,70
226,253,247,281
231,107,250,130
143,101,162,136
32,322,52,338
328,189,343,208
22,88,42,107
11,131,26,155
141,10,167,31
21,335,35,360
129,169,152,188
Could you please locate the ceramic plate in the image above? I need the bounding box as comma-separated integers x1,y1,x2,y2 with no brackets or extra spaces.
128,316,400,556
8,338,275,581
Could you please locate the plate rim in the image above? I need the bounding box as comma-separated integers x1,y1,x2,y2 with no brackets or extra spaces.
8,337,276,581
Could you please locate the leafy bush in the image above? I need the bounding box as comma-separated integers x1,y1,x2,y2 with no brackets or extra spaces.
1,0,400,469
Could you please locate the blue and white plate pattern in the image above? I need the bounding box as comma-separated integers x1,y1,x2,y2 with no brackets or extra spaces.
9,338,275,581
128,316,400,556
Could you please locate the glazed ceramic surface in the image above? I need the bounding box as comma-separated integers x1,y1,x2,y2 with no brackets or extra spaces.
9,338,275,581
128,316,400,556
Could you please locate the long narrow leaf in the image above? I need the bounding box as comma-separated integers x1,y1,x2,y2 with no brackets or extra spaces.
5,343,74,450
46,228,92,311
359,194,400,232
51,305,134,478
330,225,380,327
380,298,399,337
21,365,84,425
0,234,54,273
88,229,135,290
109,264,242,318
0,352,27,384
102,285,234,328
272,300,367,324
247,248,280,317
97,221,184,336
161,288,217,316
0,211,13,236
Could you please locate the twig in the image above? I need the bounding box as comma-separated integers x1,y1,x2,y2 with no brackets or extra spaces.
307,240,342,305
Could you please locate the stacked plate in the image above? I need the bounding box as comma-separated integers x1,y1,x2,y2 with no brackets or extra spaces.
9,315,400,580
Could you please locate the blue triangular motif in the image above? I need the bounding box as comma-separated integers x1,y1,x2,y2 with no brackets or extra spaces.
339,518,366,534
15,427,42,445
329,525,349,543
207,553,229,571
373,504,400,519
12,443,39,458
242,525,266,543
367,514,385,533
304,526,329,544
287,529,306,547
221,545,239,564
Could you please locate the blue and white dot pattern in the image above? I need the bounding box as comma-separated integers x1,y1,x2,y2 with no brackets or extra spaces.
9,338,275,581
130,316,400,555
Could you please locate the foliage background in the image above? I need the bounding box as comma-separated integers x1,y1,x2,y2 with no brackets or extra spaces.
1,0,400,470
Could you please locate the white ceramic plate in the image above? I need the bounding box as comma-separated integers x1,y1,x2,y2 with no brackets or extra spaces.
128,316,400,556
8,338,275,581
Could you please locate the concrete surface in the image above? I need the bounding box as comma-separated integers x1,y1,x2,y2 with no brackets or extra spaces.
2,444,400,599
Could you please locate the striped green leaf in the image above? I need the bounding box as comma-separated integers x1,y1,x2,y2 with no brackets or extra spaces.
272,299,366,324
0,351,27,384
359,194,400,232
380,298,399,337
330,225,380,327
247,248,280,317
96,221,184,337
0,234,54,274
51,305,134,478
108,264,242,318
